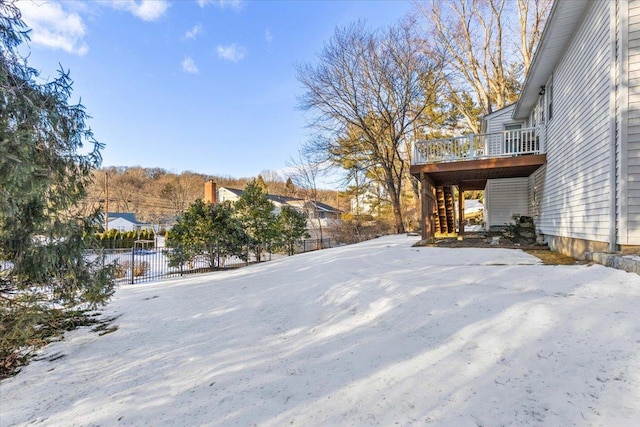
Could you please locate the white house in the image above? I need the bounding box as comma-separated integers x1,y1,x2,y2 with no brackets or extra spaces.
411,0,640,259
350,191,380,217
106,212,151,233
207,184,342,229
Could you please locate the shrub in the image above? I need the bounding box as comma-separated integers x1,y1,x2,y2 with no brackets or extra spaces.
133,261,150,277
114,261,127,279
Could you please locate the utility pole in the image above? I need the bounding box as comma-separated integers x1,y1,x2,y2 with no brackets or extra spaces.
105,172,109,231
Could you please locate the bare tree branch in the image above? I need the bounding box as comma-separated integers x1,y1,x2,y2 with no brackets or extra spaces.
297,20,443,233
417,0,551,132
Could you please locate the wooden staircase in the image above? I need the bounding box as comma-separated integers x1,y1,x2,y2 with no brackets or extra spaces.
435,186,456,235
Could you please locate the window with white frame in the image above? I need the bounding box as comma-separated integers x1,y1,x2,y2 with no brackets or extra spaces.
547,75,553,121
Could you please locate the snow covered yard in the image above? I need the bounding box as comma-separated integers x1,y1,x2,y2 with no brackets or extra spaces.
3,234,640,426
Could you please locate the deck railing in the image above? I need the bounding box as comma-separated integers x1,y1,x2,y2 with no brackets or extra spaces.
412,126,545,165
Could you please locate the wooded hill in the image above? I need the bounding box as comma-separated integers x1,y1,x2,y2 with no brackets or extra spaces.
81,167,346,225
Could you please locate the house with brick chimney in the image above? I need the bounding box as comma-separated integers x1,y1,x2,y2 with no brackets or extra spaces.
202,180,342,227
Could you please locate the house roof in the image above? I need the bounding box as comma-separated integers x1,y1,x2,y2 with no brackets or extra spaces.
266,194,300,205
306,200,342,214
219,187,341,212
512,1,590,119
220,187,296,205
483,103,516,120
106,212,141,224
219,187,244,197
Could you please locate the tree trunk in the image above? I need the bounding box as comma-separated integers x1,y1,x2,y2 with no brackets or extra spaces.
388,183,405,234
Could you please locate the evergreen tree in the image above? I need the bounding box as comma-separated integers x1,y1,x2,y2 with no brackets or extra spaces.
275,206,309,256
0,1,115,377
255,174,268,193
284,177,296,197
234,181,277,262
166,199,247,269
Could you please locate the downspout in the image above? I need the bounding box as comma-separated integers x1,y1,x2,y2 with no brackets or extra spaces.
619,0,629,252
608,0,621,253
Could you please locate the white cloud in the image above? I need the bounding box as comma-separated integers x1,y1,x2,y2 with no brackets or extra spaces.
185,23,203,40
265,28,273,43
181,56,199,74
110,0,169,21
197,0,244,11
17,0,89,55
216,43,247,63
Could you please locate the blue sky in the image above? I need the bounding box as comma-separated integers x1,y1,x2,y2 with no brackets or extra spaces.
15,0,414,181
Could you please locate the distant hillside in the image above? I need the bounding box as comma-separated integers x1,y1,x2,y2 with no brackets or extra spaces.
81,166,346,223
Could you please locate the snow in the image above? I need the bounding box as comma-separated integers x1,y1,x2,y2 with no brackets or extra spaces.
464,199,483,214
3,234,640,426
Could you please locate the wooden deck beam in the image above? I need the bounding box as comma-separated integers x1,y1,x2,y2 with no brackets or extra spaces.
410,154,546,190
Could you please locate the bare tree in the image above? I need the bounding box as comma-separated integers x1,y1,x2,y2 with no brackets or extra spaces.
156,172,204,216
259,170,282,184
287,150,326,242
416,0,551,132
107,166,148,213
297,19,442,234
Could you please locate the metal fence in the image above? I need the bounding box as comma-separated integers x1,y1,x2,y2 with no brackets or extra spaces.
91,238,332,284
296,238,331,253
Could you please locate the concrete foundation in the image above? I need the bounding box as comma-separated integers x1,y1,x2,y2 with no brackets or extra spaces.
544,234,640,274
544,234,609,261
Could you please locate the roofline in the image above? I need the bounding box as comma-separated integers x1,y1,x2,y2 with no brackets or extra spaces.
218,186,341,211
512,0,591,120
483,103,516,119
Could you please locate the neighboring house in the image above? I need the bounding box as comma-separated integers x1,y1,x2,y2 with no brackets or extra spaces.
205,182,342,228
411,0,640,259
216,186,244,205
215,186,294,213
105,212,152,233
286,199,342,222
350,191,380,216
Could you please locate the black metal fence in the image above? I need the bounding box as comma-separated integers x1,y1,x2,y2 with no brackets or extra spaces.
91,238,332,284
296,238,332,253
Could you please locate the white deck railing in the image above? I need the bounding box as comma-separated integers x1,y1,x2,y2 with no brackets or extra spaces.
412,126,545,165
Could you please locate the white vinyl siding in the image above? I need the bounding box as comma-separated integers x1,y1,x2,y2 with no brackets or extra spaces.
107,218,137,232
483,104,524,155
217,188,241,204
485,178,529,227
626,0,640,244
538,0,613,243
528,165,546,228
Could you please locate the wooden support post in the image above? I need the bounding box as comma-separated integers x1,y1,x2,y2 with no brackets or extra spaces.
458,186,465,240
420,173,428,241
420,173,436,242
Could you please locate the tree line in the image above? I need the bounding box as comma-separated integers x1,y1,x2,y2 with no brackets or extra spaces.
81,166,345,227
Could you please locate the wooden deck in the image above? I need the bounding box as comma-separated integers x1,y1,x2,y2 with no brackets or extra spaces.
410,154,547,191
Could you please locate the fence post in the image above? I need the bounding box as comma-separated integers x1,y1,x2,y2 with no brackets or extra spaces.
130,247,135,285
216,241,220,270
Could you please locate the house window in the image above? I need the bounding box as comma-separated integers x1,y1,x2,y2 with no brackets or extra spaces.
537,94,545,124
547,75,553,121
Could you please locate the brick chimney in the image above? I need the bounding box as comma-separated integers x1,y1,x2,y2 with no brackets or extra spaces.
204,180,217,204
